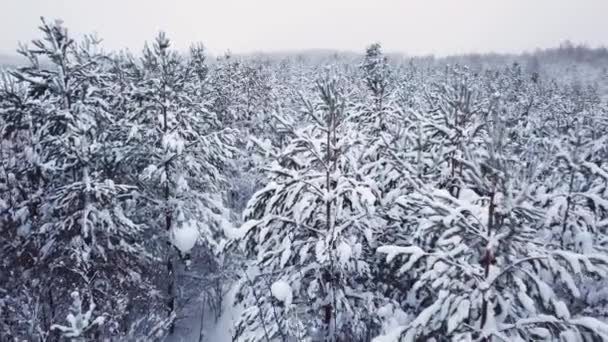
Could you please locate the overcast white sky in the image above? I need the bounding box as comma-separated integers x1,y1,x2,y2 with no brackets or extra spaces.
1,0,607,56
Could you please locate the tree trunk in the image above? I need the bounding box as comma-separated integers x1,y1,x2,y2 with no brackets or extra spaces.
480,188,496,339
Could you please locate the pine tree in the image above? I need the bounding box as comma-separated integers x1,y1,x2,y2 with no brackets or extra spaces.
51,291,104,341
376,86,608,341
232,73,384,342
124,32,236,332
0,18,155,339
358,43,394,131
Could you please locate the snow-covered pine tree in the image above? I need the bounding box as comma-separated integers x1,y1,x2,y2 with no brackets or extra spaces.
3,16,608,342
51,291,105,341
372,66,487,255
533,92,608,319
375,87,608,341
426,66,488,198
2,18,153,339
361,43,392,117
124,32,236,332
355,43,394,134
210,55,275,212
210,52,244,126
232,73,385,342
0,67,46,341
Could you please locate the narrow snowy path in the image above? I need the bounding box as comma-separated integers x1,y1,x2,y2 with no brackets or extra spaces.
165,276,242,342
204,284,243,342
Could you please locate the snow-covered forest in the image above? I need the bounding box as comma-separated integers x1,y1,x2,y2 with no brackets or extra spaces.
2,19,608,342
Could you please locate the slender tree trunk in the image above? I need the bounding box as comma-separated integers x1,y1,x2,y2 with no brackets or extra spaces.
324,106,334,340
198,298,206,342
160,72,176,333
561,168,576,245
323,95,338,342
480,186,496,339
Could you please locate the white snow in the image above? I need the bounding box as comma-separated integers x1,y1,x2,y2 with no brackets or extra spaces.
271,280,293,308
140,164,157,180
559,330,578,342
226,219,261,239
518,291,536,314
315,239,327,262
358,186,376,214
280,237,292,268
172,221,199,253
554,300,570,319
447,298,470,333
575,231,594,253
377,303,410,337
337,240,352,265
377,245,425,263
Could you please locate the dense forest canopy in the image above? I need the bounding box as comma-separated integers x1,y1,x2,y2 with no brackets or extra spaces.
2,18,608,342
